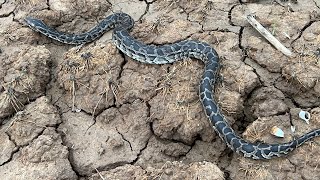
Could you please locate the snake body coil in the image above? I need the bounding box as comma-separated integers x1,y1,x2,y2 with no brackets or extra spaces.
25,13,320,159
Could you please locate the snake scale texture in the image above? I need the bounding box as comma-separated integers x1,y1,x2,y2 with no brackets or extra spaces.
25,12,320,160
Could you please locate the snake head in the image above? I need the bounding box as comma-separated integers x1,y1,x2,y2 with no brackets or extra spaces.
24,17,47,32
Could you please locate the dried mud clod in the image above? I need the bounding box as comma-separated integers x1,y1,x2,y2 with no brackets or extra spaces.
58,99,152,176
0,128,77,179
0,97,76,179
56,43,124,114
245,87,288,120
5,96,61,146
0,46,51,121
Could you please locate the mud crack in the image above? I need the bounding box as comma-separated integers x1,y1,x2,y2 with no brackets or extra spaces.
116,127,133,151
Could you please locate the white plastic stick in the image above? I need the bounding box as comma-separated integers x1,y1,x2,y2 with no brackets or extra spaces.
246,14,294,57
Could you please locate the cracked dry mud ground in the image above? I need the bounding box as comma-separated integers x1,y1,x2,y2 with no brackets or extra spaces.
0,0,320,179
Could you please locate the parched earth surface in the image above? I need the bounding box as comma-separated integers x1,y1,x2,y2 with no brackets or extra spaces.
0,0,320,179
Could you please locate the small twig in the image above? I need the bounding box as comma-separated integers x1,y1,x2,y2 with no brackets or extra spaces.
110,82,119,103
72,78,76,112
92,92,104,118
246,14,294,57
274,0,285,7
95,168,106,180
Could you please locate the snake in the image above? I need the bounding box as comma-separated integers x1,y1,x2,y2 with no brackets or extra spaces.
25,12,320,160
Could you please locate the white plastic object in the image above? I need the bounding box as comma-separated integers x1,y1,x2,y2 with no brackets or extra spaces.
270,126,284,138
290,126,296,133
299,110,310,124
